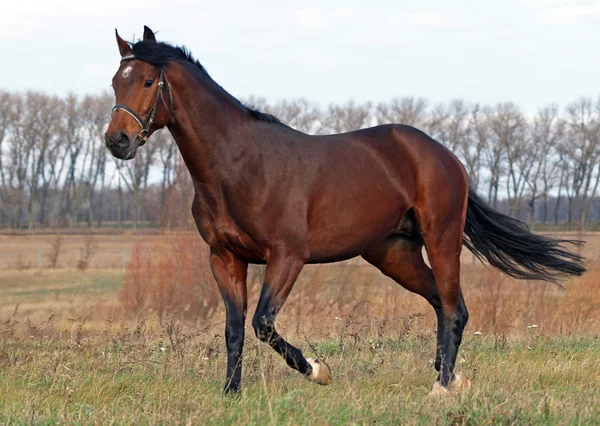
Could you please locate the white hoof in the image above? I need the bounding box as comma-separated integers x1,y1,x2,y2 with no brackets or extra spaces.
428,373,471,396
428,381,448,396
450,372,471,391
305,358,332,385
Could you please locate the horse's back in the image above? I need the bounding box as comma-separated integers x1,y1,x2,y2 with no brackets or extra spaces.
323,123,469,197
301,123,467,262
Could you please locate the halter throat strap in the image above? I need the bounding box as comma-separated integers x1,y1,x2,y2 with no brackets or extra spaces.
111,55,173,146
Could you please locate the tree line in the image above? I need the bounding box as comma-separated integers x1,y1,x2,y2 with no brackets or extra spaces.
1,90,599,230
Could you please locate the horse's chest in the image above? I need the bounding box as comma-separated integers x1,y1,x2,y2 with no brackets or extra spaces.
194,207,267,263
217,219,267,262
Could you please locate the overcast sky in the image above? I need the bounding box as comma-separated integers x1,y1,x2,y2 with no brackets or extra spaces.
2,0,600,112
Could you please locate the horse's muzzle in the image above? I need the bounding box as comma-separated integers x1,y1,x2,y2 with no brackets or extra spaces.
104,131,137,160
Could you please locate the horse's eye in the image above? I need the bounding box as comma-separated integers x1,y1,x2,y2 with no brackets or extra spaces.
144,79,154,87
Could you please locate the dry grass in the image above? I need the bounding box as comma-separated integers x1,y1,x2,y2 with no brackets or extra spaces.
0,232,159,270
113,232,600,339
0,315,599,424
0,230,599,424
120,237,220,323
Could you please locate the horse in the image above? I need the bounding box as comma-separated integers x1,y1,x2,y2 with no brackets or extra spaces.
105,26,586,395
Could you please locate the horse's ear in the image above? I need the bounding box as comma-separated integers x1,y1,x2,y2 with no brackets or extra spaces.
143,26,157,43
115,29,132,57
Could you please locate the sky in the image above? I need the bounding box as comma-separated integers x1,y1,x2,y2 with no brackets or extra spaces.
2,0,600,112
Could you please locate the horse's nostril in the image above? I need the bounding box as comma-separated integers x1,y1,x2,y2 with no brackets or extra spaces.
116,131,130,148
104,132,130,150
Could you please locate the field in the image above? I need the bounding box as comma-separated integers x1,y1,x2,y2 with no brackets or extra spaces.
0,231,599,424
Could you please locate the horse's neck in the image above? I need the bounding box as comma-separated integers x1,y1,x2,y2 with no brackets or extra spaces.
166,66,250,187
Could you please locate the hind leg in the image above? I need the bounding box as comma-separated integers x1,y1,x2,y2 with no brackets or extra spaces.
362,236,448,375
416,210,470,389
422,236,469,390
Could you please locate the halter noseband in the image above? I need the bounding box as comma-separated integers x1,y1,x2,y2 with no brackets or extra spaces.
111,55,173,146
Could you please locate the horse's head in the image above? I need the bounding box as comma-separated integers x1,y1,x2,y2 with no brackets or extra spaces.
105,26,172,160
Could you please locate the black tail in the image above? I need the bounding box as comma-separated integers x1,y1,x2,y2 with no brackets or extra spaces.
463,189,586,283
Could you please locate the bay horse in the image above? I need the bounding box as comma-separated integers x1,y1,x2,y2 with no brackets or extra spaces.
105,26,586,394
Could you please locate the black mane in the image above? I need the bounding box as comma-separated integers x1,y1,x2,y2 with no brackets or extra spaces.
129,40,282,124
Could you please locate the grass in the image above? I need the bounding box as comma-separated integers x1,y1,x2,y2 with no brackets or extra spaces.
0,329,599,425
0,270,121,296
0,231,599,424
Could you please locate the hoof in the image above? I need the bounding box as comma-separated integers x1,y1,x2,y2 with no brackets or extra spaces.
450,372,471,392
428,381,449,396
306,358,332,385
428,373,471,396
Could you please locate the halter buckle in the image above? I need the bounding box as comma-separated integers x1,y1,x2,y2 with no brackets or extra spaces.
138,129,148,146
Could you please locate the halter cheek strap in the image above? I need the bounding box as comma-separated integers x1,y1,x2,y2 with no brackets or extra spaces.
111,56,173,146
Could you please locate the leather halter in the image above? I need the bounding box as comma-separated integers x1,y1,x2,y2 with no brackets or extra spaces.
111,54,173,146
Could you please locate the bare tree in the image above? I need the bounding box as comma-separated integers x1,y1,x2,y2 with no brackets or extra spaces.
119,138,158,229
155,129,178,228
527,105,563,225
58,94,88,227
562,97,600,230
375,96,428,128
424,102,449,143
487,103,528,217
463,103,488,193
480,106,505,208
5,93,38,228
81,93,112,227
554,155,567,225
244,95,268,112
441,99,471,161
0,91,14,225
29,93,63,228
320,100,372,133
4,89,600,229
265,98,321,134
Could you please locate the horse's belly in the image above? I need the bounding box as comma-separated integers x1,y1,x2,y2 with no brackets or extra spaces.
306,201,408,263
